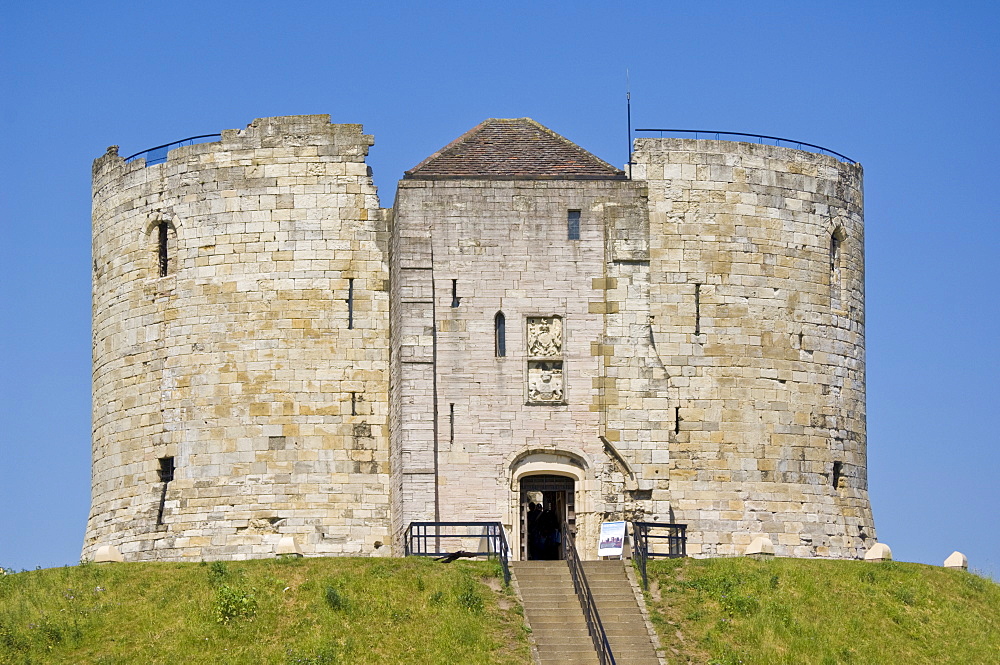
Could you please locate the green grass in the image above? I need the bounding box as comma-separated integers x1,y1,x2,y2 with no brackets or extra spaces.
0,557,530,665
643,556,1000,665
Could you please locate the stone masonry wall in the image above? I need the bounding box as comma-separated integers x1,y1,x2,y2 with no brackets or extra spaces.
632,138,873,557
390,179,647,558
86,116,875,563
85,116,391,561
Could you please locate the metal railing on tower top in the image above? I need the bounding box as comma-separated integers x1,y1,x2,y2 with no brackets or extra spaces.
634,128,857,164
124,134,222,165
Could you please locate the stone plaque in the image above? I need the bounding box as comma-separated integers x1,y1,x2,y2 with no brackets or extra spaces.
528,361,564,403
527,316,562,357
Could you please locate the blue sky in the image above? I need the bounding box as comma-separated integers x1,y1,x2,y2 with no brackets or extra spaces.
2,1,997,576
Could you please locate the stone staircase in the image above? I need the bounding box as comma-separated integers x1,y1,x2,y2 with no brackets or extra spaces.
582,560,660,665
512,561,600,664
511,560,660,665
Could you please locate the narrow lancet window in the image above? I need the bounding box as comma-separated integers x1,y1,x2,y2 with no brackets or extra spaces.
451,279,460,307
495,311,506,357
567,210,581,240
833,461,844,490
830,228,845,309
157,221,169,277
449,403,455,444
694,283,702,335
347,278,355,329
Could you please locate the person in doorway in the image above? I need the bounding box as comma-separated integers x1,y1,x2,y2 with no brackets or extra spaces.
537,506,560,559
527,502,543,559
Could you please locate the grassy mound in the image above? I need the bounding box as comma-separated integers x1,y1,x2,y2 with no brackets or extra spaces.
0,556,530,665
644,556,1000,664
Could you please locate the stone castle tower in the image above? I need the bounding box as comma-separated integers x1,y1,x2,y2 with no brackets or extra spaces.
84,115,874,562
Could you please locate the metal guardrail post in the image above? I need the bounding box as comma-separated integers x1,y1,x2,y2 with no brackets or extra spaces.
631,521,688,591
633,522,649,590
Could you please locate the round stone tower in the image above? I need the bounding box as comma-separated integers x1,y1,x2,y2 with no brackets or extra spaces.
84,116,391,561
631,137,874,557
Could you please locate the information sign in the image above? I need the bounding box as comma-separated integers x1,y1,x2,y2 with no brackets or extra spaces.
598,521,626,558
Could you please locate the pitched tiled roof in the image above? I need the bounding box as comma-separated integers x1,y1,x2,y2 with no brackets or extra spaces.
404,118,626,180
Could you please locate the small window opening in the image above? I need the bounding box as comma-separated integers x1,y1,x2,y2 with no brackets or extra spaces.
351,392,357,416
674,407,681,435
157,456,175,525
495,311,506,357
832,461,843,490
694,283,702,335
158,456,175,483
830,233,842,274
157,222,169,277
830,228,845,308
449,403,455,444
451,279,460,308
567,210,581,240
347,278,355,329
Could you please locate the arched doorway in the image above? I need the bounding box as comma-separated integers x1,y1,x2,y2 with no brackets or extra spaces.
519,474,575,560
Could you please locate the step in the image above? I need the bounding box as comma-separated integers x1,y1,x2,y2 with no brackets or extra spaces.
537,656,600,665
600,620,652,632
533,633,595,644
522,599,582,607
539,652,599,660
588,600,641,609
523,601,588,610
602,628,657,640
528,616,591,625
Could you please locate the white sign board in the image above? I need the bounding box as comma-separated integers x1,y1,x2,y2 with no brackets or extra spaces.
598,521,626,558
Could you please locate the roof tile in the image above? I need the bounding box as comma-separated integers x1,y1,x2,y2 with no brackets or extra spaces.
405,118,625,180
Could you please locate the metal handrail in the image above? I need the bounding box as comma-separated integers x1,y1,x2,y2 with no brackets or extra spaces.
634,128,856,164
632,521,687,590
404,521,510,585
561,519,616,665
124,134,222,165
